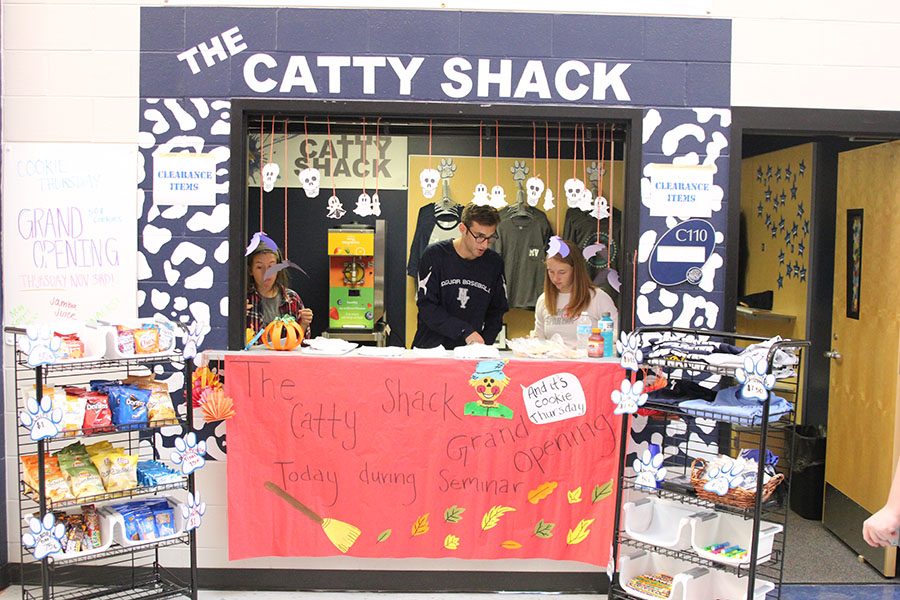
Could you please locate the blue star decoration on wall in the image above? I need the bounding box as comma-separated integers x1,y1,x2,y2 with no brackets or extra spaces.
766,165,773,180
792,222,799,239
758,202,764,217
797,202,804,218
785,165,793,180
803,220,810,236
765,213,772,227
785,266,793,279
771,226,778,239
788,243,795,254
800,266,807,281
790,181,798,200
779,250,785,264
799,159,806,176
779,217,786,231
765,187,773,202
784,230,792,244
794,262,802,276
798,241,805,256
780,190,787,205
756,166,764,182
777,273,784,289
775,166,782,181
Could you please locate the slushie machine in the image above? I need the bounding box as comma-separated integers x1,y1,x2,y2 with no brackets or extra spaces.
326,221,386,345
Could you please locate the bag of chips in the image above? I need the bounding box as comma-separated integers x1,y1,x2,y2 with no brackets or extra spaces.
81,504,103,548
57,452,105,499
133,325,160,354
91,452,138,492
21,454,74,503
106,386,150,429
116,326,135,355
61,391,87,437
81,392,114,434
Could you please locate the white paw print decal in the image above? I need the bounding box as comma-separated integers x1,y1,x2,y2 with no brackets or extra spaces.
633,445,667,490
611,379,647,415
20,395,63,441
182,491,206,532
616,331,643,371
22,514,65,560
735,356,775,400
703,459,743,496
181,320,207,361
21,326,62,367
171,432,207,475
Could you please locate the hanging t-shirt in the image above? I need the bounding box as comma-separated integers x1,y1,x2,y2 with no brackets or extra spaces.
533,289,618,349
412,240,508,349
407,203,463,277
495,205,553,309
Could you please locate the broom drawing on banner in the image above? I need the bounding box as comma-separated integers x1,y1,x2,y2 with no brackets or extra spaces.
264,481,361,553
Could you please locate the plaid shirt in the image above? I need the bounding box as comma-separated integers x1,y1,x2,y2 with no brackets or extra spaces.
245,285,309,338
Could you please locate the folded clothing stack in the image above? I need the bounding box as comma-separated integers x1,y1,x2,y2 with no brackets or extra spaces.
678,385,792,425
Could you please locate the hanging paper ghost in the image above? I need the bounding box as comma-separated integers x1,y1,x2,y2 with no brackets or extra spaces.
420,168,440,199
589,195,611,220
298,167,321,198
489,185,508,208
326,195,346,220
354,192,373,217
472,183,490,206
564,178,585,209
577,187,594,212
542,187,556,211
261,163,280,193
371,192,382,217
525,177,545,207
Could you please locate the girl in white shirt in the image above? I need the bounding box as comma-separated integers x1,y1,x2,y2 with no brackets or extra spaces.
533,238,618,348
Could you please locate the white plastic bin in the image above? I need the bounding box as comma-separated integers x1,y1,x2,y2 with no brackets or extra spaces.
104,496,185,548
623,497,702,550
703,569,775,600
104,319,177,359
41,509,114,562
618,550,709,600
690,510,783,566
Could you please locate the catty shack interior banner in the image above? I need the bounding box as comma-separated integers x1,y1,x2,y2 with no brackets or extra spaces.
226,355,623,565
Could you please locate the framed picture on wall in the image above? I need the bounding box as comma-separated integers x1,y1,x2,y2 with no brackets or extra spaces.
846,208,864,320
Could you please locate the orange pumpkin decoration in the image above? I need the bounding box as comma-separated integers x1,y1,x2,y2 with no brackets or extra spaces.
261,315,305,351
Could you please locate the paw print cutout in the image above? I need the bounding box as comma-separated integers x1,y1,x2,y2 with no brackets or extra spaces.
611,378,647,415
181,320,207,361
21,326,62,367
438,157,457,179
510,160,529,182
735,356,775,401
182,491,206,532
703,459,743,496
633,446,667,490
586,160,605,185
616,331,643,371
171,432,207,475
22,513,65,560
20,396,63,441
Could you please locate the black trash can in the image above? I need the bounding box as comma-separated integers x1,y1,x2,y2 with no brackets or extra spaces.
789,424,827,520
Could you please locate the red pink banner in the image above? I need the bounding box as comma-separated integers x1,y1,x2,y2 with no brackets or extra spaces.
225,354,623,566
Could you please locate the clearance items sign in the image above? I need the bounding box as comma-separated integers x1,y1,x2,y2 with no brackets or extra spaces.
225,355,623,565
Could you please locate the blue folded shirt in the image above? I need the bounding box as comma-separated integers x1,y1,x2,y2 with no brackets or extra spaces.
678,385,793,425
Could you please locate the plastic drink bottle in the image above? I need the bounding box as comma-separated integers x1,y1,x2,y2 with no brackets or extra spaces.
599,312,615,357
576,312,593,357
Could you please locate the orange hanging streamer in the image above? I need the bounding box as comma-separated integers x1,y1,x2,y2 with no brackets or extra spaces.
327,117,337,197
283,119,289,258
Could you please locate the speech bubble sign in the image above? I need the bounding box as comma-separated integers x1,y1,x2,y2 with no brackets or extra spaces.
521,373,586,425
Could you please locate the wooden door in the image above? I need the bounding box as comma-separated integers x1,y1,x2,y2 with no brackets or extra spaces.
823,140,900,576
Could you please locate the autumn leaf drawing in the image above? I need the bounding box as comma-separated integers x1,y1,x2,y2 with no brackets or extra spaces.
592,480,614,504
501,540,522,549
411,513,430,536
444,505,466,523
533,519,555,539
481,505,516,531
443,534,460,550
527,481,558,504
566,518,596,545
376,529,392,543
567,486,583,504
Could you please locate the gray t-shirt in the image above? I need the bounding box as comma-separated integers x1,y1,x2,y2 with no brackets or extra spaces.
259,294,282,326
495,206,553,309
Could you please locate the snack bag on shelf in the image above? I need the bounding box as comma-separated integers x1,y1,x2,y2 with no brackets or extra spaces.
146,383,177,422
61,390,87,437
57,452,105,499
81,504,102,548
91,451,138,492
81,391,114,434
136,460,182,486
55,333,85,359
157,323,175,352
21,454,74,503
85,440,116,457
133,325,160,354
106,386,150,429
150,501,176,537
116,326,136,355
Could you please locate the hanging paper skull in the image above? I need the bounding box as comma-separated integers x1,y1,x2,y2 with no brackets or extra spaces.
489,185,508,208
371,192,382,217
298,167,321,198
525,177,545,206
564,178,586,208
261,163,280,193
354,192,373,217
472,183,490,206
420,168,440,199
326,195,346,219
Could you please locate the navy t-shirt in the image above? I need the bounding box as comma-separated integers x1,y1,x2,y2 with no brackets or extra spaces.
412,240,508,349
